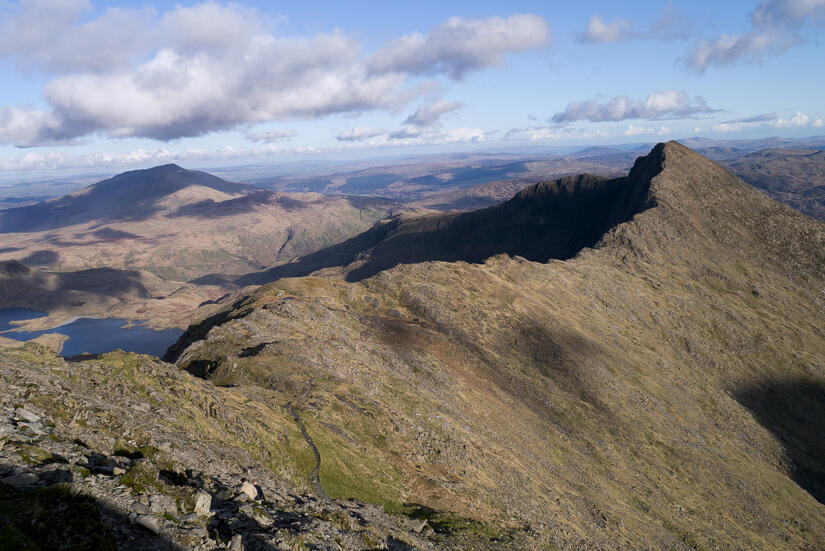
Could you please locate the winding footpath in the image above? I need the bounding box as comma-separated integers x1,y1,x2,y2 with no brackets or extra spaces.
286,373,330,500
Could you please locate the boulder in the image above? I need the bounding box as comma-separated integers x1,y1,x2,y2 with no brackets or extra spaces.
227,534,244,551
14,408,40,423
136,515,160,534
151,494,176,514
1,472,38,487
194,491,212,516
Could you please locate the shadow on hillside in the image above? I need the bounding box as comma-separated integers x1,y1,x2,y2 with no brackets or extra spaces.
55,268,151,298
21,249,59,267
232,168,655,287
0,471,174,550
734,377,825,505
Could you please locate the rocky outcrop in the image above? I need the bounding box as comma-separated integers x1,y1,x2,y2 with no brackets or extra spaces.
0,345,522,550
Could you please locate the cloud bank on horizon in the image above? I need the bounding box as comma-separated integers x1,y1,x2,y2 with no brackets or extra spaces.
0,0,823,173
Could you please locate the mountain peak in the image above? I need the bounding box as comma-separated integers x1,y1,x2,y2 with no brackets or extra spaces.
0,164,255,233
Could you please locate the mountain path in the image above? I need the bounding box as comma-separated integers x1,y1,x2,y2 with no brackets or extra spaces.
287,373,330,500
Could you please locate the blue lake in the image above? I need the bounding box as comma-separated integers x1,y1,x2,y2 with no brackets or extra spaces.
0,308,48,332
0,308,183,358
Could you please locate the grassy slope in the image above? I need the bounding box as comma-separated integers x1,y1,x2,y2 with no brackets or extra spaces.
170,143,825,549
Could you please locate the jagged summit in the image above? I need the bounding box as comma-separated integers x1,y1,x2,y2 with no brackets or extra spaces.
235,142,745,286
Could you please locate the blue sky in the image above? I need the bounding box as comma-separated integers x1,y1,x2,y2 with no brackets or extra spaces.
0,0,823,174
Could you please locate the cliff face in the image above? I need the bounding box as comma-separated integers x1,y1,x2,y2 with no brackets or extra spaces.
166,143,825,549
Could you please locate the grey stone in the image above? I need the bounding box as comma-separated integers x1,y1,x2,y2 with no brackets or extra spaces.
227,534,244,551
194,491,212,516
2,472,38,487
151,494,176,514
131,503,152,515
136,515,160,534
14,408,39,423
181,512,200,523
409,518,428,533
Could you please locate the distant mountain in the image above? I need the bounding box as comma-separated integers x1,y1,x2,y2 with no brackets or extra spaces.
0,164,256,233
0,165,401,280
166,143,825,548
726,148,825,222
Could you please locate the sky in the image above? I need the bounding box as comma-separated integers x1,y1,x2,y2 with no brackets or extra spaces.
0,0,824,176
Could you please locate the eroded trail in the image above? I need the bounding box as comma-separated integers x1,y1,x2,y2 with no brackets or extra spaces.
287,374,330,500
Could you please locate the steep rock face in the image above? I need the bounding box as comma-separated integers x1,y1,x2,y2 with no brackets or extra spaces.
238,157,656,286
167,142,825,549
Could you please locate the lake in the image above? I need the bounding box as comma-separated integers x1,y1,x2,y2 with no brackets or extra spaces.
0,308,184,358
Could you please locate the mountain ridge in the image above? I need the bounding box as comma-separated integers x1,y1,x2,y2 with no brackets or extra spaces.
163,142,825,549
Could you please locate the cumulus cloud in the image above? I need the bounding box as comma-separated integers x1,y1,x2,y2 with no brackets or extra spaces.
577,5,692,45
773,111,811,127
814,118,824,128
0,4,549,146
712,111,820,132
624,124,670,136
551,90,716,123
684,0,825,71
0,0,157,73
367,14,550,78
245,129,297,143
403,100,462,127
336,127,386,142
578,15,633,44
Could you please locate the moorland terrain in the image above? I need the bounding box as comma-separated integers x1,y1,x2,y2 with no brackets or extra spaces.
1,141,824,549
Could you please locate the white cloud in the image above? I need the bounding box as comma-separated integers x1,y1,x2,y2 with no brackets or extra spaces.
752,0,825,26
0,1,157,73
0,5,549,146
367,14,550,78
403,100,462,127
813,118,824,128
623,124,670,136
773,111,810,127
684,0,825,71
552,90,716,123
504,126,609,141
712,111,820,132
245,129,297,143
683,30,794,72
578,15,633,44
0,127,498,172
336,127,386,142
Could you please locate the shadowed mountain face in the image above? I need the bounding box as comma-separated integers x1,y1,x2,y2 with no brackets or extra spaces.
167,142,825,549
237,149,662,286
0,164,255,233
735,377,825,505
